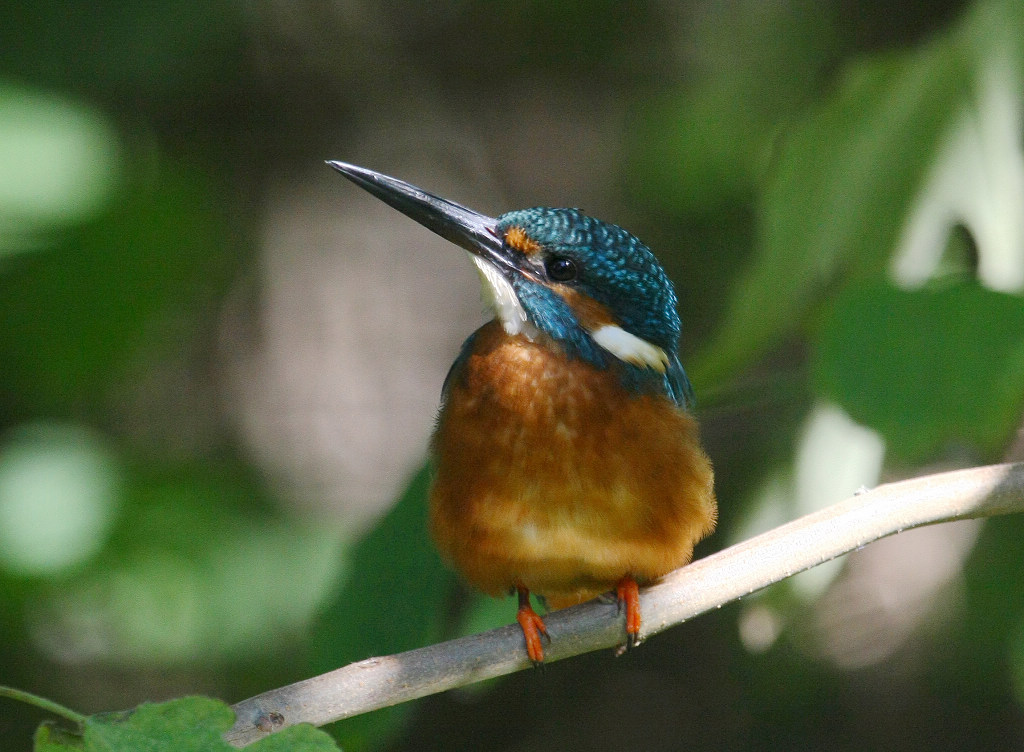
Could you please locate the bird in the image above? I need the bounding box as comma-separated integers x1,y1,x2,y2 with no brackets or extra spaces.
327,160,716,664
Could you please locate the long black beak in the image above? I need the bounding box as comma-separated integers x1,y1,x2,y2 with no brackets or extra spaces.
326,161,515,275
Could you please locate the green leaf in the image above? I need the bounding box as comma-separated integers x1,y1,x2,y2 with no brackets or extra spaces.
84,697,234,751
813,281,1024,461
34,722,84,752
308,466,455,750
32,697,340,752
249,724,344,752
78,697,337,752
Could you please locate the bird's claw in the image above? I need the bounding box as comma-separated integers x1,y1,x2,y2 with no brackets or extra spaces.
517,605,550,666
516,587,549,665
615,577,642,654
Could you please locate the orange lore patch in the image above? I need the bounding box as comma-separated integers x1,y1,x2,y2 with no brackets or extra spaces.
502,229,617,331
504,226,543,255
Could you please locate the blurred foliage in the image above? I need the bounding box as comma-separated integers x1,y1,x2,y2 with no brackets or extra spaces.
0,82,121,255
0,161,236,413
308,467,455,749
2,0,1024,751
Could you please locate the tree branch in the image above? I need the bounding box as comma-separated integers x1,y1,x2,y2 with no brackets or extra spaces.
225,461,1024,746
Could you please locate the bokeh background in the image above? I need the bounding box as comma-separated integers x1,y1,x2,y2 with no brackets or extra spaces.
3,1,1024,750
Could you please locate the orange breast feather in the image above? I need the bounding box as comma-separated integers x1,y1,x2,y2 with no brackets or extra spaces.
429,321,716,608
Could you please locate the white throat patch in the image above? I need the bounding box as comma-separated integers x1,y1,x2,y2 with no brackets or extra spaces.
469,254,537,338
590,324,669,373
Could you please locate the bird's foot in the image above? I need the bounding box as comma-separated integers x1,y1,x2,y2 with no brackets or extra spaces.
615,576,642,652
516,587,550,666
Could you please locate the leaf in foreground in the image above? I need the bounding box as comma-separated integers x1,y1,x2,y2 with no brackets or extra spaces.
34,696,339,752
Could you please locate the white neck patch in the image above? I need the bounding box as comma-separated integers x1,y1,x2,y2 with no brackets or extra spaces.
590,324,669,373
469,254,538,339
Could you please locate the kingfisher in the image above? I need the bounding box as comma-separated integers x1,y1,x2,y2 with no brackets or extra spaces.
328,161,716,664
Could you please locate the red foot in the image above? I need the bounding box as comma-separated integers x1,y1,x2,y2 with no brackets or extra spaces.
516,587,549,665
616,576,642,649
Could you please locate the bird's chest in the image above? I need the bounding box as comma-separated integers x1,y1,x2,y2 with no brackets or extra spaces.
428,323,714,598
438,327,623,477
430,324,672,525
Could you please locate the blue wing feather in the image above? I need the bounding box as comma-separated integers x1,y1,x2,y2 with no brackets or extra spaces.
663,353,695,409
440,328,480,402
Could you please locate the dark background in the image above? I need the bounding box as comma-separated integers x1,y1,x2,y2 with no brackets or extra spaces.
3,1,1024,750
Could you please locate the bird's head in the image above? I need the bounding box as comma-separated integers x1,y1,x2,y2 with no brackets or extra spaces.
327,161,694,405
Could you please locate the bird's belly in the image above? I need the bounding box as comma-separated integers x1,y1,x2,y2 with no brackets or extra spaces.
429,326,715,606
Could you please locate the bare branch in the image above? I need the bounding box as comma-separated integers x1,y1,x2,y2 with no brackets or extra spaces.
225,462,1024,747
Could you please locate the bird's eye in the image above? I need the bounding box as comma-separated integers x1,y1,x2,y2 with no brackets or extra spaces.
545,256,578,282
